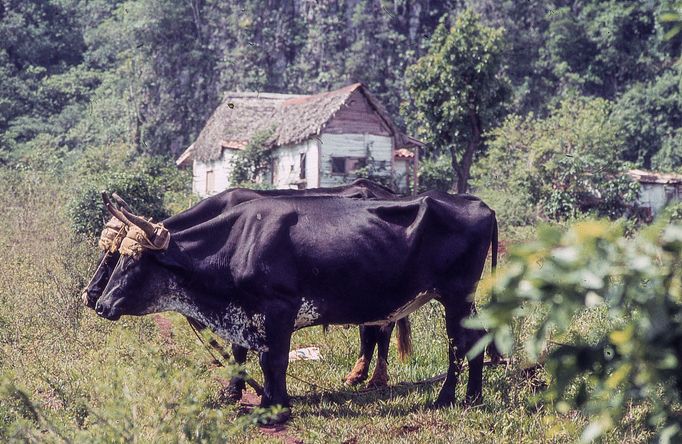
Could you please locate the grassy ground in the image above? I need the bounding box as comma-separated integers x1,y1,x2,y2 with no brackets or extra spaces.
0,170,650,443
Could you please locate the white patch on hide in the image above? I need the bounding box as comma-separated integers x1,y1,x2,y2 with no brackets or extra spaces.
294,299,320,329
146,283,268,351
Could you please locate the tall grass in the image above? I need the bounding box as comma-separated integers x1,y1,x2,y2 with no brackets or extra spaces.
0,168,650,443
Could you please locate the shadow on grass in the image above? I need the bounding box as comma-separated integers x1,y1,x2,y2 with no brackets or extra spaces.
288,364,550,419
289,376,500,419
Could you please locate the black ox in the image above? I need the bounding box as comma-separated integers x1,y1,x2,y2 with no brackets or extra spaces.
96,190,498,421
83,180,409,398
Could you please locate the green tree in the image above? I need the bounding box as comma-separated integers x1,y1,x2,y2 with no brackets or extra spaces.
537,1,673,103
462,0,552,116
475,97,639,222
0,0,87,157
403,10,509,193
612,67,682,169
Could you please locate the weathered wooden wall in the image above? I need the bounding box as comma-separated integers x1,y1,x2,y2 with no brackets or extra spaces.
323,90,392,136
319,133,392,187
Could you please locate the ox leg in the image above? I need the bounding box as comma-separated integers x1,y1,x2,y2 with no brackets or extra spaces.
434,300,484,408
344,326,378,385
258,326,293,423
225,344,249,402
367,323,394,387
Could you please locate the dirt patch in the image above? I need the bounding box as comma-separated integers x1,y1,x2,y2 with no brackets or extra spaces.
153,314,174,343
259,424,304,444
234,391,303,444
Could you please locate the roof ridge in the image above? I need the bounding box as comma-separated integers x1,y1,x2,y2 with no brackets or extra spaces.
222,91,306,100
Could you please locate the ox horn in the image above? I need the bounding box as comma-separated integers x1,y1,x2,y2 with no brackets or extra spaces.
102,192,133,226
112,193,134,213
119,206,158,240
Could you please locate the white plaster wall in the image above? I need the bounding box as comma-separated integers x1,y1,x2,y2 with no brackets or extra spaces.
271,139,319,189
393,159,409,193
639,183,680,215
192,149,238,197
319,133,392,187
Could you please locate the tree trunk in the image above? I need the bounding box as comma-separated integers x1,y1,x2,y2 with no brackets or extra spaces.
449,109,482,194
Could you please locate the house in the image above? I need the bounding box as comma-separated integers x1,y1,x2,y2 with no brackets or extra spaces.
176,83,422,197
627,169,682,217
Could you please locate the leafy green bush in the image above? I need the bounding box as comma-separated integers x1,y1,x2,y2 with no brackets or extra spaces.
67,143,192,236
417,154,454,192
353,155,395,190
470,219,682,442
476,97,640,223
68,171,168,236
229,127,275,187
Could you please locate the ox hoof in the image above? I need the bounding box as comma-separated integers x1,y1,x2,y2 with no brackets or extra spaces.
344,373,366,386
344,357,369,386
217,385,243,404
225,388,243,403
366,374,388,388
432,394,455,409
260,407,291,425
366,358,388,388
462,394,483,408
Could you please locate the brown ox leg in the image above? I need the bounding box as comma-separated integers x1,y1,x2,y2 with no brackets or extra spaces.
344,326,378,385
366,323,394,387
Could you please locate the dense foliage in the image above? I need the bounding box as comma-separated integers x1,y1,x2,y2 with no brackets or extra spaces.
476,97,640,223
2,0,682,441
2,1,679,193
470,219,682,442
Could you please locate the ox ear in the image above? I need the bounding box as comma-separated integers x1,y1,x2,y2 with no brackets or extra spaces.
155,241,193,274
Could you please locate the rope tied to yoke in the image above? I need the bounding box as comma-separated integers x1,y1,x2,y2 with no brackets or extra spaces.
119,223,170,258
98,217,128,252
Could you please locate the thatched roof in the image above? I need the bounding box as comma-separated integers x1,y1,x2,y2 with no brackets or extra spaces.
191,83,418,162
628,169,682,185
176,143,194,168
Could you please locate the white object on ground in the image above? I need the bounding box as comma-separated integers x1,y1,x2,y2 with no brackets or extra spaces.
288,347,321,361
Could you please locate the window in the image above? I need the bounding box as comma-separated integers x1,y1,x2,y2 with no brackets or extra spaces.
205,170,214,194
299,153,306,179
331,156,366,174
332,157,346,174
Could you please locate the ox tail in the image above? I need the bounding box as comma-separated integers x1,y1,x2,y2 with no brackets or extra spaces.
491,213,498,275
486,213,504,363
396,317,413,362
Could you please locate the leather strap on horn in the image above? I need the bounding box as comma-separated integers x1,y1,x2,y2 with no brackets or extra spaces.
119,223,170,258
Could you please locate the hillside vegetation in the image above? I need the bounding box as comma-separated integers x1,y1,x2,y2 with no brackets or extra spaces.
1,0,681,442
